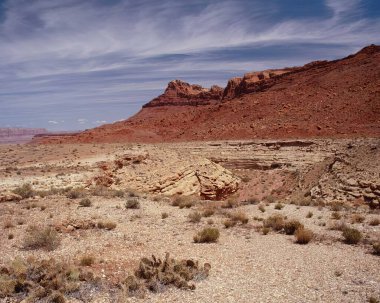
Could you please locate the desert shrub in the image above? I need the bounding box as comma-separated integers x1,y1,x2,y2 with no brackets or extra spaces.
258,204,266,213
79,198,92,207
342,228,362,244
0,258,94,301
284,220,304,235
331,212,342,220
265,195,276,204
263,214,285,231
8,233,14,240
97,221,117,230
295,228,313,244
241,176,251,183
351,214,365,224
193,228,220,243
246,197,259,205
228,211,249,224
306,211,313,218
368,296,379,303
295,196,312,206
188,211,202,223
80,255,95,267
223,219,237,229
274,203,284,210
161,212,169,219
262,227,270,235
125,198,140,209
172,196,193,208
66,188,86,199
90,186,125,198
369,218,380,226
124,253,211,295
372,242,380,256
202,208,215,217
222,198,239,209
207,219,214,225
330,201,344,211
12,183,35,199
329,221,347,231
23,226,60,251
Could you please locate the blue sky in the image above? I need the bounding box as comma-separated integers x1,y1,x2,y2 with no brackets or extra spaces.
0,0,379,131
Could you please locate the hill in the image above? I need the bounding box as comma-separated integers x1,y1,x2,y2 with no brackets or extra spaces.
36,45,380,143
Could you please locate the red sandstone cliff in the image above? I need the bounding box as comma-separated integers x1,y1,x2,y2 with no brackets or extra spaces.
36,45,380,144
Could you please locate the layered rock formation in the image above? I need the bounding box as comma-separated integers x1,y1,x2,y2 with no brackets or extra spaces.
0,128,47,137
222,69,293,100
87,148,240,200
144,80,223,107
35,45,380,144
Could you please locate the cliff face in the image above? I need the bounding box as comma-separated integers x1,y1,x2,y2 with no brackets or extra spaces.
143,80,223,107
222,68,293,100
0,128,47,138
36,45,380,144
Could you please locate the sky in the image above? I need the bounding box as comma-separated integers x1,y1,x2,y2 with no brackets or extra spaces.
0,0,379,131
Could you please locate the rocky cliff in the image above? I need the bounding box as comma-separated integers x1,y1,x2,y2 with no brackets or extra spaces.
35,45,380,144
143,80,223,107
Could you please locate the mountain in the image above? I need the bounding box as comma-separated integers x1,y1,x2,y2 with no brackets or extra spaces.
0,128,48,144
36,45,380,144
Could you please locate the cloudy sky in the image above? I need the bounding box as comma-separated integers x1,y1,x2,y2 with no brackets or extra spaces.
0,0,379,131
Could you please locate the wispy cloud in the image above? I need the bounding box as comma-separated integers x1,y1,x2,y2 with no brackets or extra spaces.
0,0,379,130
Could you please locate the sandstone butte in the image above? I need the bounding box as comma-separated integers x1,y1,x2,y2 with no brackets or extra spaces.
35,44,380,144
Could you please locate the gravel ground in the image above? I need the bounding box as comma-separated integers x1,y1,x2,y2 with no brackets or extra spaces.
1,195,379,303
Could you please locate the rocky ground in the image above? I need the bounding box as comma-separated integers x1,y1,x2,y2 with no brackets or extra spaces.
0,139,379,302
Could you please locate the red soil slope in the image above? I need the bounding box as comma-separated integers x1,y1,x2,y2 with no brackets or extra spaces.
37,45,380,143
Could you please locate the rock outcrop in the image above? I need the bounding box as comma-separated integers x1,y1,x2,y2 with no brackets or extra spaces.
222,69,293,100
0,192,22,203
143,80,223,107
88,148,240,200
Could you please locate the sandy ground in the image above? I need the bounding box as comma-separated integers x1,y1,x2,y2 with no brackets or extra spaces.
0,140,379,302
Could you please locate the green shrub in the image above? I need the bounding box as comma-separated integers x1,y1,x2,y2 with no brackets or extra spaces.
193,228,220,243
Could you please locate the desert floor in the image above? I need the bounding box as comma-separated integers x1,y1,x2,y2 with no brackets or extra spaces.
0,140,379,303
